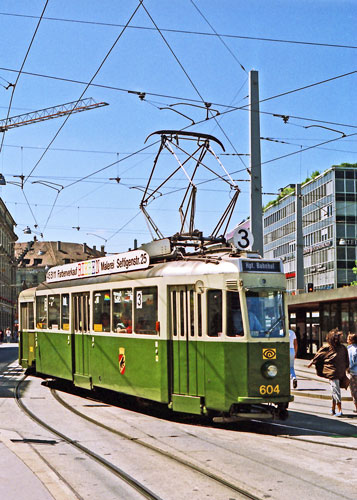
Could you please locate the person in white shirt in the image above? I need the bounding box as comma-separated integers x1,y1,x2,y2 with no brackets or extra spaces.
5,327,11,343
289,328,298,388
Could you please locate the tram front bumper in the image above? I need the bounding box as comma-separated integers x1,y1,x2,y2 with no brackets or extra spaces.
237,395,294,404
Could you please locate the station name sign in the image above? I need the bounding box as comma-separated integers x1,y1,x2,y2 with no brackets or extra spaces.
46,250,150,283
241,260,282,273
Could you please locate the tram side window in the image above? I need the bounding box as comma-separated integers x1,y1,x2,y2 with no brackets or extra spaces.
134,287,158,335
207,290,222,337
61,294,70,330
113,289,133,333
93,291,111,332
197,294,202,337
227,291,244,337
20,302,34,330
48,295,60,329
28,302,34,329
36,296,48,329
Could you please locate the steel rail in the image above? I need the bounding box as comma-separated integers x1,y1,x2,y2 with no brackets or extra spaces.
50,387,265,500
15,377,163,500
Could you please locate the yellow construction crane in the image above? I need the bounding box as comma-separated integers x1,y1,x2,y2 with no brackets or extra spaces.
0,97,108,132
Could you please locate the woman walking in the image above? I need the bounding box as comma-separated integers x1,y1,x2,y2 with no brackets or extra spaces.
308,329,349,417
347,333,357,413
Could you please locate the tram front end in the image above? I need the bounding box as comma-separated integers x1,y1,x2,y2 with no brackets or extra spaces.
213,259,293,422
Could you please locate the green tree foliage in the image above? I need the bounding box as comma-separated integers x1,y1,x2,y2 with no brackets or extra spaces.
351,260,357,286
263,162,357,212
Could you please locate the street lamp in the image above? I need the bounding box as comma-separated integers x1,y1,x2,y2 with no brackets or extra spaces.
23,226,43,238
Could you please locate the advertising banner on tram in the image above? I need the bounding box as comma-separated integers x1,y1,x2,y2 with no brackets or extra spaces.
46,249,150,283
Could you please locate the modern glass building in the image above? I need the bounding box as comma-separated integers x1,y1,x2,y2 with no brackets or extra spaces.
263,163,357,293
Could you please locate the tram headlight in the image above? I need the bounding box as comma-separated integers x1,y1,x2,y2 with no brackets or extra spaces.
262,362,278,379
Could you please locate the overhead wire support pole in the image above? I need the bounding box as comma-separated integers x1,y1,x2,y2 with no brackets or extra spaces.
0,98,108,132
295,183,304,292
249,70,264,256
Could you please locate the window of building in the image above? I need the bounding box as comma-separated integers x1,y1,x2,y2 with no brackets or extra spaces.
207,289,222,337
34,259,42,266
134,287,158,334
36,296,47,329
113,289,132,333
93,290,111,332
321,228,328,241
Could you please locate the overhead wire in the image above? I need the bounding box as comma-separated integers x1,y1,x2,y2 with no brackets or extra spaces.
6,5,354,239
0,65,355,124
24,0,144,237
0,0,49,153
22,189,40,228
189,0,247,73
140,1,206,103
23,0,143,185
39,102,355,205
141,1,247,174
259,132,357,168
1,11,356,50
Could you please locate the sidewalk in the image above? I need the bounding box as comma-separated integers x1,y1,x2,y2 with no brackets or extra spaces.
292,357,352,401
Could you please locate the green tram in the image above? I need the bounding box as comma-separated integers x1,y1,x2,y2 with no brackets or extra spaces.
18,244,293,421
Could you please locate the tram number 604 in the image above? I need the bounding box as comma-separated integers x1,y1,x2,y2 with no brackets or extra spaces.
259,384,280,395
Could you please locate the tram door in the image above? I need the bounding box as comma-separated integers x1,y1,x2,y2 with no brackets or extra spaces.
169,285,199,396
72,293,90,381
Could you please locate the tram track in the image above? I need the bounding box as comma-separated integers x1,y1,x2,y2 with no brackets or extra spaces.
15,376,164,500
49,385,266,500
14,373,357,500
49,381,357,497
16,374,268,500
250,419,357,451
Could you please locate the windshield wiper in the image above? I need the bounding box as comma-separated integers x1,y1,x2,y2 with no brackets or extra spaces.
265,316,284,337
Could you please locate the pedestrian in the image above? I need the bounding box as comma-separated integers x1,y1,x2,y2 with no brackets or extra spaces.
5,327,11,343
289,328,298,388
308,329,349,417
0,328,3,343
347,332,357,414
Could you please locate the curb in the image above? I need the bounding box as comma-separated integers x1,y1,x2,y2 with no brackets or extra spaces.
291,390,352,401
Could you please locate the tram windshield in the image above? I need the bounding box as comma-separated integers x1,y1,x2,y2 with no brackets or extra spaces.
246,291,285,338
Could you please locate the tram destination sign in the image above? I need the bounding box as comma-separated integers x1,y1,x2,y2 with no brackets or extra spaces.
241,260,282,273
46,250,150,283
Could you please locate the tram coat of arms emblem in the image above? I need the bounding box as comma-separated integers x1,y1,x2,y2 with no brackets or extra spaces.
118,347,126,374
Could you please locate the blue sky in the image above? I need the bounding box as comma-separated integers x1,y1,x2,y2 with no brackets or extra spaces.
0,1,355,253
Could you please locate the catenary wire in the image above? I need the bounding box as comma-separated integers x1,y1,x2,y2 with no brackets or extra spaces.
6,25,352,238
4,18,353,240
1,11,356,50
190,0,247,73
23,0,143,186
140,2,206,103
1,66,355,121
0,0,49,153
140,2,247,171
36,108,354,212
23,1,144,236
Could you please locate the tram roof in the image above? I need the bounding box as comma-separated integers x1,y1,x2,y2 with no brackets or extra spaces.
31,253,283,292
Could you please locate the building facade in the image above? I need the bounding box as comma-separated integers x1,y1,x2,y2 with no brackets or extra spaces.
0,198,18,332
263,163,357,293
